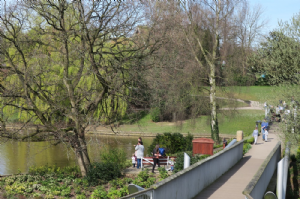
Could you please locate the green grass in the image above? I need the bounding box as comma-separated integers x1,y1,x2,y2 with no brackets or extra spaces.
216,86,273,102
118,110,264,135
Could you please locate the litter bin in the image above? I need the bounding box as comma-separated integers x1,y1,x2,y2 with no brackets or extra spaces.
192,138,214,155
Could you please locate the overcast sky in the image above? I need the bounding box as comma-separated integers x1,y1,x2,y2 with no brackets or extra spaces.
250,0,300,33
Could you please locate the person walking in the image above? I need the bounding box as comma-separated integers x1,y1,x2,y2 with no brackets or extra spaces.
135,141,144,169
261,119,268,141
264,129,269,142
252,127,259,145
152,145,161,173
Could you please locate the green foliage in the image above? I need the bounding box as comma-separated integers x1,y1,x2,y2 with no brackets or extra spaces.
243,136,254,144
86,162,122,185
76,194,87,199
132,169,156,188
28,165,80,177
173,151,210,173
150,107,161,122
107,187,129,199
158,167,169,179
243,143,252,155
100,147,128,170
90,186,108,199
296,145,300,164
148,132,194,155
249,31,300,85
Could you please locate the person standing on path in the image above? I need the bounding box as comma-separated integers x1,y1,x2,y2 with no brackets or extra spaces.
135,141,144,169
152,145,161,173
261,119,268,140
132,154,136,168
264,129,268,142
252,127,259,144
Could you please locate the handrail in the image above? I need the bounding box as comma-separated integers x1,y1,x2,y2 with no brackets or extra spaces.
243,141,281,199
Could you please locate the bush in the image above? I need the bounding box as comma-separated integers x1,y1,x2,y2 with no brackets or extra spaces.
100,147,127,170
158,167,169,179
173,151,210,173
86,162,122,185
243,136,254,144
90,186,108,199
296,145,300,163
150,107,161,122
148,132,194,155
243,143,252,155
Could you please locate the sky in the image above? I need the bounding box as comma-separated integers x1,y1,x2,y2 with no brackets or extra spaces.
250,0,300,33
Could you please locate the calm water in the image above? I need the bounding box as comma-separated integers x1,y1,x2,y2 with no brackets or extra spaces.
0,135,153,175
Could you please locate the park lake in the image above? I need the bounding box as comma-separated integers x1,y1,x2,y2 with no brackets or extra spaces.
0,135,153,175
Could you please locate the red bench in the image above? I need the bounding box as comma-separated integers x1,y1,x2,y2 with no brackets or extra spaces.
141,156,176,170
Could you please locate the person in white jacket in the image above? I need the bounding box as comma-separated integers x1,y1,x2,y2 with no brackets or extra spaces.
135,141,144,169
252,127,259,145
264,129,269,142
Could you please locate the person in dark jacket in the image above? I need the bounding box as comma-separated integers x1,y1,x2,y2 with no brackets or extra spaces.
152,145,161,173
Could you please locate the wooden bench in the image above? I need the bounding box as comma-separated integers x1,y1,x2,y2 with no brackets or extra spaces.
141,156,176,170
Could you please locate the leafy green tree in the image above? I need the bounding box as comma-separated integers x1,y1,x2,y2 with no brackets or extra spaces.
248,31,300,85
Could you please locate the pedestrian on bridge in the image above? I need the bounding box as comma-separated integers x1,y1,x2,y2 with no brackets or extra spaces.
252,127,259,145
261,119,268,140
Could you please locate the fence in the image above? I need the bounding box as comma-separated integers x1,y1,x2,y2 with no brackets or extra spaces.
121,140,244,199
242,141,281,199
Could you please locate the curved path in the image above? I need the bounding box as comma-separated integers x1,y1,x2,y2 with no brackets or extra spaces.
194,126,279,199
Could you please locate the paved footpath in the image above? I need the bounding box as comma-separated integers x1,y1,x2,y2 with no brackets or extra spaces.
194,126,279,199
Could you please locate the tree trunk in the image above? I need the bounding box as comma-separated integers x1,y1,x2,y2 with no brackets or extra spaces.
209,64,219,143
75,147,88,177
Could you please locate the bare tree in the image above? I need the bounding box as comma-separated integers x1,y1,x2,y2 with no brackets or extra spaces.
0,0,161,176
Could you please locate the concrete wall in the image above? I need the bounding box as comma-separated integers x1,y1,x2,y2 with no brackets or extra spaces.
243,142,281,199
150,140,244,199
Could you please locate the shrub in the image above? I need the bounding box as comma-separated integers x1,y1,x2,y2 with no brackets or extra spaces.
243,143,252,155
100,147,127,170
90,186,108,199
243,136,254,144
148,132,194,155
290,154,296,162
158,167,169,179
86,162,122,185
296,145,300,163
150,107,161,122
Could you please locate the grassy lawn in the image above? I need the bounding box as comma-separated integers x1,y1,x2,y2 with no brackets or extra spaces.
217,86,274,102
118,110,264,136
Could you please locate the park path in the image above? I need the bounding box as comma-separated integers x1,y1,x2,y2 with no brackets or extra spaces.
194,126,279,199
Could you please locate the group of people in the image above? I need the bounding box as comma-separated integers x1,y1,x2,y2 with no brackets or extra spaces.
252,119,269,145
131,137,175,173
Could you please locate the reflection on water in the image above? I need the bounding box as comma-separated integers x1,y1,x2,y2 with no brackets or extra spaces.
0,135,153,175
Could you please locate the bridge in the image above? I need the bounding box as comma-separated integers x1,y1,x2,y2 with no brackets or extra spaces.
121,124,284,199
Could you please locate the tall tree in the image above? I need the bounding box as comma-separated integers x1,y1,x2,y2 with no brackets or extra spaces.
177,0,243,142
0,0,161,176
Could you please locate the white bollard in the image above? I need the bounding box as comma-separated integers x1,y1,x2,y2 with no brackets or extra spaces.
184,152,190,169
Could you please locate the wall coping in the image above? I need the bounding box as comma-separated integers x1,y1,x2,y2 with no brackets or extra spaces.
151,139,244,189
242,141,281,199
120,188,153,199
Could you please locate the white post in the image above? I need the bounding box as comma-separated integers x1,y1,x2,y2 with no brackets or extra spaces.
141,157,143,169
184,153,190,169
277,158,284,199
